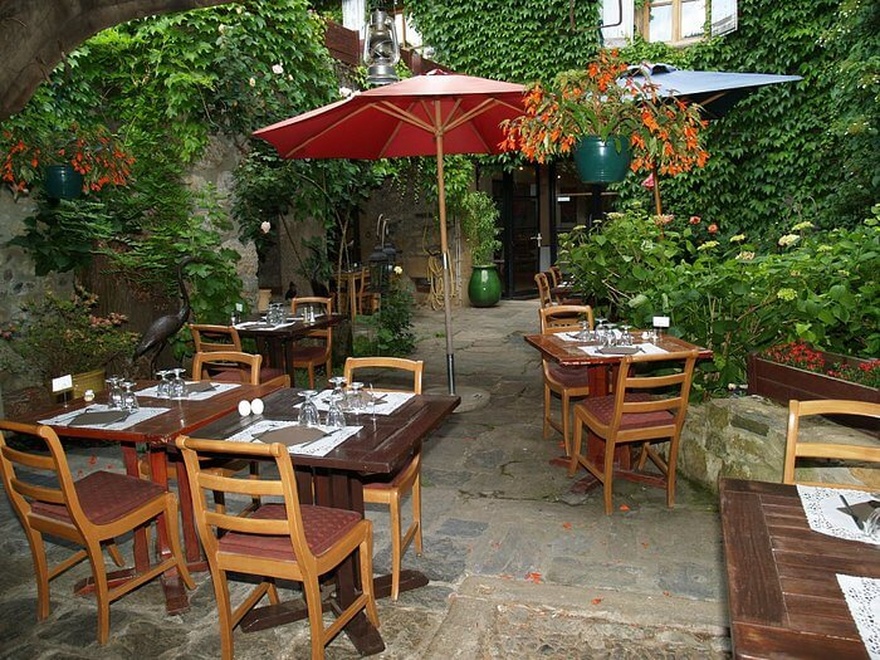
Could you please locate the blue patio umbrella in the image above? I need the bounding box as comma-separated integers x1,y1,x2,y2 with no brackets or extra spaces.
624,63,802,213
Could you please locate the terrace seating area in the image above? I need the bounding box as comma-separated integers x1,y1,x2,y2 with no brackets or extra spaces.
0,300,732,657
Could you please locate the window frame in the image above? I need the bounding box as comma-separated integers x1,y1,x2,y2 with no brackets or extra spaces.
637,0,707,46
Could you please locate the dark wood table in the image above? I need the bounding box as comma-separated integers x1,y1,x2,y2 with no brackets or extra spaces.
720,478,878,658
190,387,460,656
235,313,344,385
6,379,285,612
524,332,712,478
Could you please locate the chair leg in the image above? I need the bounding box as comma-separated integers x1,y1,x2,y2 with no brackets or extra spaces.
603,438,616,515
389,489,403,601
359,535,380,627
666,436,680,508
164,497,195,590
85,539,111,644
106,541,125,567
302,575,327,660
543,383,552,439
28,531,51,621
568,415,583,477
213,570,235,660
561,392,572,456
307,364,316,389
412,472,423,557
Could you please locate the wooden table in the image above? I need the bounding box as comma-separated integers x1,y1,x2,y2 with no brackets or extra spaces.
191,387,460,656
235,314,343,385
7,379,285,612
720,478,878,658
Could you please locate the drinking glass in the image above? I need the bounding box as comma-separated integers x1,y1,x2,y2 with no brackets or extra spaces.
348,381,366,414
121,380,139,412
328,375,347,409
576,319,591,341
106,376,124,409
156,370,172,399
619,324,633,346
326,396,346,429
865,507,880,540
298,390,320,427
169,368,187,399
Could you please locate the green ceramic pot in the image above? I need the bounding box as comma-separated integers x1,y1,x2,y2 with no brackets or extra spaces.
467,264,502,308
572,135,632,183
44,164,84,199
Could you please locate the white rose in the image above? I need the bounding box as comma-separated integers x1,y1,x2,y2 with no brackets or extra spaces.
260,221,271,234
272,64,284,75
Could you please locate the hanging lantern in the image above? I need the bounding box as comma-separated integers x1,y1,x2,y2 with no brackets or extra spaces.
369,243,391,292
363,9,400,86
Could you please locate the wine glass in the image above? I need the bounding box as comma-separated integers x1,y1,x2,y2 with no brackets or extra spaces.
106,376,124,409
121,380,139,412
169,368,187,399
156,370,172,398
619,324,633,346
326,396,346,429
348,381,365,414
328,375,347,407
298,390,320,427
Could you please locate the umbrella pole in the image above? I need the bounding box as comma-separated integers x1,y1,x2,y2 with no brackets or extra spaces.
435,124,456,395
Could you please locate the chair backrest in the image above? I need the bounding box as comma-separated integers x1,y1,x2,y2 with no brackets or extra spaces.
540,304,594,334
192,350,262,384
0,421,90,537
343,357,423,394
548,265,562,287
189,323,242,353
175,436,316,568
290,296,333,347
534,272,553,308
782,399,880,489
608,349,699,441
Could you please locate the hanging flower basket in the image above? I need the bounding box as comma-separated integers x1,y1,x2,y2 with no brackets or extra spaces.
572,136,632,183
43,164,84,199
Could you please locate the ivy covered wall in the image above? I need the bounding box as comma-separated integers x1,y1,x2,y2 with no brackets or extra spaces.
407,0,878,235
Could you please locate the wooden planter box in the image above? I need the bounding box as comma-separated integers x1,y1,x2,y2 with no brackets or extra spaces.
748,351,878,431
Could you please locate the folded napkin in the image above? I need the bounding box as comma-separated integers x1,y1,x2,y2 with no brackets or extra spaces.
596,345,642,355
186,382,216,393
255,426,327,448
68,410,130,427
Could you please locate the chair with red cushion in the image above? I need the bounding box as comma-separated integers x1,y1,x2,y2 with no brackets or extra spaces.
189,323,286,384
539,305,594,455
0,421,194,644
568,349,699,514
176,435,379,660
289,296,334,388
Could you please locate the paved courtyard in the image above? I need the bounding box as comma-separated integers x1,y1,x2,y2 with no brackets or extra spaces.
0,299,731,659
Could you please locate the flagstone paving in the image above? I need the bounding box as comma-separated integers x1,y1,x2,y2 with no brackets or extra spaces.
0,299,730,659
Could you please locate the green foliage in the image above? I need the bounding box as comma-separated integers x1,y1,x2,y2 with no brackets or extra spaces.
354,274,416,357
558,204,880,393
0,286,138,380
458,190,501,264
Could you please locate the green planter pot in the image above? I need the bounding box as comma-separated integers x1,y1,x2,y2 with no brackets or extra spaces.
573,136,632,183
467,264,502,308
44,164,83,199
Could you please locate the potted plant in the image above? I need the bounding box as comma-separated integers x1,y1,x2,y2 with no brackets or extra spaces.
500,49,708,184
748,341,879,429
460,190,502,307
1,121,134,199
0,286,138,397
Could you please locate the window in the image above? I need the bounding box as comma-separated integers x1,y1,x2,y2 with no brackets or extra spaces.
638,0,707,45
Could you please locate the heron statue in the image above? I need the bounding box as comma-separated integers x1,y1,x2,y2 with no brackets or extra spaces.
132,256,196,371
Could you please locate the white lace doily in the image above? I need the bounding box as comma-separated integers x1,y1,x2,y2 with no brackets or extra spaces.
225,419,361,457
838,573,880,659
136,381,240,401
40,404,170,430
797,485,880,545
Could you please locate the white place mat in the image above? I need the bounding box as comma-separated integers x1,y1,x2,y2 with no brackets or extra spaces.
39,404,170,430
224,419,361,457
234,320,297,330
305,389,415,416
797,485,880,545
838,574,880,659
137,381,240,401
577,342,668,357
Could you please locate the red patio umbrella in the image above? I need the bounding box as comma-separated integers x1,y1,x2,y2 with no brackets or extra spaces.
254,71,526,394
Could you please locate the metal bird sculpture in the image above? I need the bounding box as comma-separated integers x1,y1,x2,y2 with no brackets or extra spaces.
132,256,196,370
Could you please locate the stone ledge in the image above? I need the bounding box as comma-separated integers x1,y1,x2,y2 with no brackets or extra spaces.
680,395,880,493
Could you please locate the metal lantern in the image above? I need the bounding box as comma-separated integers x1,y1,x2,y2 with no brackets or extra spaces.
363,9,400,86
368,243,391,292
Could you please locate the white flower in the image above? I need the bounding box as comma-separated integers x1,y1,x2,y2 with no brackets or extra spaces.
338,86,354,98
729,234,746,243
248,77,256,88
778,234,800,247
393,265,404,275
260,221,271,234
735,251,756,261
272,64,284,75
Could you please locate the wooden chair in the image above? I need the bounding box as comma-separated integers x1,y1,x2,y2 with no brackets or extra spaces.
190,324,286,384
568,349,699,514
290,296,334,388
534,272,554,309
357,269,380,316
782,399,880,489
175,436,379,660
539,305,594,455
548,265,563,287
344,356,423,600
0,421,194,644
192,350,262,384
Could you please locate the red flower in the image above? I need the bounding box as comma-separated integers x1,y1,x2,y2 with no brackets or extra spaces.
708,223,718,234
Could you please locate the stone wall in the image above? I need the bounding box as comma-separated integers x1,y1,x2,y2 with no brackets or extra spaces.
679,395,880,492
